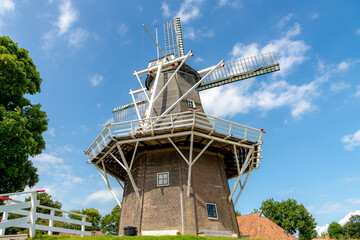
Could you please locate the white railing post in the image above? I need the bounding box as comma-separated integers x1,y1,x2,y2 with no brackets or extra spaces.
81,216,86,236
29,192,38,239
0,200,10,236
48,209,54,235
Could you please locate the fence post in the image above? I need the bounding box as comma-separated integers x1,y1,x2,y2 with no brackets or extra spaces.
48,209,55,235
29,192,37,239
81,216,86,236
0,200,10,236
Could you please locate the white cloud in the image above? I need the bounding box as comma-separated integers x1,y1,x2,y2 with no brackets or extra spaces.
337,61,350,71
96,103,101,108
218,0,227,6
57,0,78,35
0,0,15,15
277,13,295,28
201,74,324,118
194,56,204,63
53,144,73,153
117,23,128,36
275,189,295,195
89,74,104,87
184,27,215,40
68,28,88,48
176,0,203,24
307,205,315,212
47,127,55,137
32,153,64,172
83,188,123,205
341,130,360,150
346,199,360,205
309,13,320,20
338,177,360,183
0,0,15,28
42,0,88,50
356,29,360,35
103,117,113,126
230,43,259,60
316,224,329,236
136,4,143,13
316,210,360,235
330,82,350,92
285,22,301,38
316,202,342,214
230,23,310,77
355,85,360,97
161,1,171,18
217,0,241,8
338,210,360,226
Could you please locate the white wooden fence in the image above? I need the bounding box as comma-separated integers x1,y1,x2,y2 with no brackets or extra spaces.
0,190,92,238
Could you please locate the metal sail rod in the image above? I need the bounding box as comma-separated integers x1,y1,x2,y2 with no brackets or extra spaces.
130,89,142,120
133,72,150,101
133,53,194,76
153,50,193,103
143,24,166,58
145,61,163,118
156,26,159,59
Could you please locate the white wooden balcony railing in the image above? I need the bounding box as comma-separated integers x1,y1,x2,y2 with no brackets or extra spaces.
86,111,264,161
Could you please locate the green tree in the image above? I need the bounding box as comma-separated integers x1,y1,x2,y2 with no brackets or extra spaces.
69,208,102,231
235,210,241,216
0,36,48,194
343,215,360,239
100,205,121,235
328,222,344,240
25,192,62,215
260,198,317,240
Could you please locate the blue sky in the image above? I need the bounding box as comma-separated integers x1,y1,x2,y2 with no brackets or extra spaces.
1,0,360,235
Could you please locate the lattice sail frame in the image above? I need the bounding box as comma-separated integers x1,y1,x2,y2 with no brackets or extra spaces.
112,52,279,121
164,18,185,57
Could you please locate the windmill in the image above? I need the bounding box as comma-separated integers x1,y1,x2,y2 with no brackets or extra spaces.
85,17,279,237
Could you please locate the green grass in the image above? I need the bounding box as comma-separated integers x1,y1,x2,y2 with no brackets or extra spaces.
32,235,264,240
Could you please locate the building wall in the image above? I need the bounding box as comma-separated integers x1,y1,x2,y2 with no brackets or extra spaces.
118,147,239,237
148,71,205,116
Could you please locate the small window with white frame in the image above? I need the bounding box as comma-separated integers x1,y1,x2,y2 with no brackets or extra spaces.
157,172,169,187
187,99,196,109
206,203,218,219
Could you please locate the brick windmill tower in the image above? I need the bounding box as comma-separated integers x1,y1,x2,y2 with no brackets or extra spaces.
85,18,280,237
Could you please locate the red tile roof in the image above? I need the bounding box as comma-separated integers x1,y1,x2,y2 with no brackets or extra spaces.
236,213,297,240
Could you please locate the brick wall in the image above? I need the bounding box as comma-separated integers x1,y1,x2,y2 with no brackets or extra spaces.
118,147,239,237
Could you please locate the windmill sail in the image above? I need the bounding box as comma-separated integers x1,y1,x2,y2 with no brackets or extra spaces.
198,52,280,91
112,52,280,122
164,18,185,57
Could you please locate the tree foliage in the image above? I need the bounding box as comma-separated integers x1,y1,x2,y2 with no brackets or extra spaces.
69,208,102,231
100,205,121,235
343,215,360,239
328,222,345,240
260,198,317,240
25,192,62,215
0,36,48,194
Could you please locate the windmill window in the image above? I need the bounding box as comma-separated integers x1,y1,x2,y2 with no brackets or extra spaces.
157,172,169,187
206,203,218,219
187,99,196,109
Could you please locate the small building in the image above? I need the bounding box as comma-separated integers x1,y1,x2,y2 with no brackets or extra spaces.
237,212,297,240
